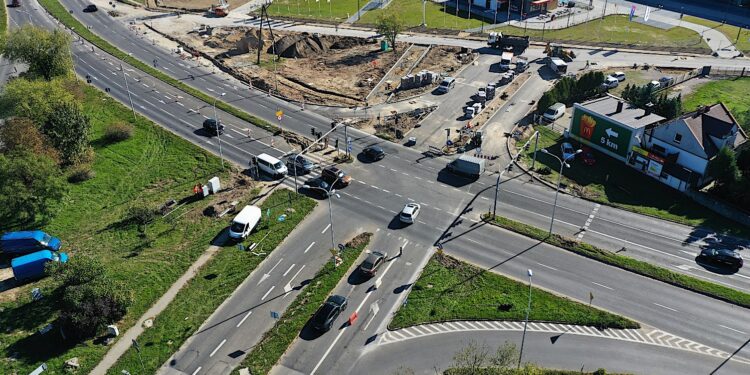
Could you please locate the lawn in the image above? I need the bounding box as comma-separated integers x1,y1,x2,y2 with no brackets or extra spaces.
518,125,749,234
684,15,750,54
0,83,228,374
266,0,361,22
359,0,485,30
390,252,638,330
239,232,371,375
109,189,317,375
494,15,710,53
682,77,750,133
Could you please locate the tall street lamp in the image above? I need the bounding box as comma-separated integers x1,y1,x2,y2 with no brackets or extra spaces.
303,176,341,265
517,268,533,369
541,148,581,235
212,92,227,170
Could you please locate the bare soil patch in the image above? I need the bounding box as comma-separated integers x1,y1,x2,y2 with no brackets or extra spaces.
156,0,253,11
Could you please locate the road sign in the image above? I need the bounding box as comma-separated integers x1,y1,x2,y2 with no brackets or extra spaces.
275,110,283,121
270,311,280,319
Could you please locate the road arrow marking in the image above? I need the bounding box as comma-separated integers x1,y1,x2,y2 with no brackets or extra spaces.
605,128,619,138
258,258,283,285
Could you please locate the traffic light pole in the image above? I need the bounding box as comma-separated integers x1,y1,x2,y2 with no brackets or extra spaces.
294,123,344,193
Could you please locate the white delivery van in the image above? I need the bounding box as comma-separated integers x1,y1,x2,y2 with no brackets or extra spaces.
229,205,262,239
542,102,566,123
255,153,288,178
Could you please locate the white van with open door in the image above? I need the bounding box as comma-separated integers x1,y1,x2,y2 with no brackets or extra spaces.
229,205,262,239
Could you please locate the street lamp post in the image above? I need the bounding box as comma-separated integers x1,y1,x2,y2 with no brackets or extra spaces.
517,269,533,369
304,176,341,265
119,63,137,121
541,148,581,235
422,0,427,27
212,92,227,170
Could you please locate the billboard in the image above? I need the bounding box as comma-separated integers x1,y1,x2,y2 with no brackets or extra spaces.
570,107,633,159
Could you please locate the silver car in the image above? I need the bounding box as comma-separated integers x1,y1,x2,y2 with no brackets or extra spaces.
399,203,421,224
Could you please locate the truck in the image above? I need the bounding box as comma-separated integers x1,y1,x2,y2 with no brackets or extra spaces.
547,57,568,75
1,230,62,256
487,32,530,54
11,250,68,282
464,102,484,119
446,155,486,179
499,51,514,71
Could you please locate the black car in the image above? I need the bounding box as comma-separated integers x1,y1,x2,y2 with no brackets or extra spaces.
360,251,387,276
83,4,98,12
302,178,331,199
321,166,351,187
202,118,224,136
698,248,743,269
362,146,385,161
311,295,348,332
286,153,315,174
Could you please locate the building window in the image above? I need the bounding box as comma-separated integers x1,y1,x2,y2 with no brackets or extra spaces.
673,133,682,144
652,144,666,154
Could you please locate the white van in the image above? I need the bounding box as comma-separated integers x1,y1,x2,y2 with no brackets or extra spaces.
436,77,456,94
542,102,566,123
229,205,262,239
255,153,288,178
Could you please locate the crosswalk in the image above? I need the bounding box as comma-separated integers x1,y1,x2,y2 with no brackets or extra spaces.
239,18,297,30
379,320,750,364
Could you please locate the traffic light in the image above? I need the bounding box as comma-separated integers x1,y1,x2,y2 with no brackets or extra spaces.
311,127,315,135
335,139,339,149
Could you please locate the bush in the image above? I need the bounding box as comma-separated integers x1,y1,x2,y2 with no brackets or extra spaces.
126,205,156,231
104,122,134,143
67,163,95,183
537,166,552,175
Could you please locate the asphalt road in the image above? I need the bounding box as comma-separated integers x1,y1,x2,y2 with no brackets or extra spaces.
10,1,750,373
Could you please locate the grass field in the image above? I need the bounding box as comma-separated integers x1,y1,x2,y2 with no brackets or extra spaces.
267,0,361,22
109,189,317,375
0,82,228,374
682,77,750,133
495,15,710,53
359,0,485,30
390,252,638,330
518,126,749,234
684,16,750,54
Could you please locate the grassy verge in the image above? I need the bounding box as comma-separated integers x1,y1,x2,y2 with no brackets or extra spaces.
359,0,484,30
0,82,227,374
494,15,710,53
238,232,372,375
38,0,279,135
518,125,749,235
390,252,638,330
682,77,750,133
446,367,624,375
267,0,360,21
108,189,317,375
483,214,750,309
684,16,750,55
0,0,7,37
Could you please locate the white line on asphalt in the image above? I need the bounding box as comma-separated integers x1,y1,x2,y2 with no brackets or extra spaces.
363,313,377,331
283,264,296,276
536,262,558,271
191,366,202,375
395,193,402,197
382,189,390,193
481,197,489,200
287,265,305,285
261,286,275,301
591,281,613,290
653,303,678,312
209,339,226,358
321,224,331,234
719,325,747,335
268,258,283,274
371,185,381,190
236,311,252,328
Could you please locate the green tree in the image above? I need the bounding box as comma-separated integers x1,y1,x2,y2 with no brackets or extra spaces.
737,149,750,173
0,77,76,127
43,101,91,165
49,255,106,287
2,25,73,80
536,91,557,115
375,11,403,53
0,117,60,163
0,152,67,224
708,147,740,190
59,277,132,340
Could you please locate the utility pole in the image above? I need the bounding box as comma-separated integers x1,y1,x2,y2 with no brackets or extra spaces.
120,63,137,121
421,0,427,27
213,92,227,169
517,269,533,369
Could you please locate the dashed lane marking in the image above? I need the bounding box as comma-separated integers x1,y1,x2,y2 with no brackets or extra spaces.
577,203,601,240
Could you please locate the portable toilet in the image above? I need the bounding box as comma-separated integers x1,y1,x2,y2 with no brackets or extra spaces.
380,39,389,51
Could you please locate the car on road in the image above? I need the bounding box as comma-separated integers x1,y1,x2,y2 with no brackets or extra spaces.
360,251,388,276
83,4,98,12
399,203,421,224
561,142,576,161
611,71,626,81
321,166,351,187
302,178,331,199
311,295,348,332
362,145,385,161
202,118,224,136
286,153,315,174
697,248,743,269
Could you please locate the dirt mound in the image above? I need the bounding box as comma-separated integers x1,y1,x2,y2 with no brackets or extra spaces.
270,34,374,58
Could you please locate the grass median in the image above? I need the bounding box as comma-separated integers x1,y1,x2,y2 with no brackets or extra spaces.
238,232,372,375
683,16,750,55
390,252,638,330
38,0,279,135
359,0,484,30
483,214,750,309
108,189,317,375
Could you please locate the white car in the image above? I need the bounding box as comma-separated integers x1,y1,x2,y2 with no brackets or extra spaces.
611,71,626,81
561,142,576,161
649,80,661,89
399,203,421,224
602,76,619,89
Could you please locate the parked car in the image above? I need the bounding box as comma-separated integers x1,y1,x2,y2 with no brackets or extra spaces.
648,80,661,89
228,205,261,240
362,146,385,161
542,103,566,123
698,248,743,269
321,166,351,187
1,231,62,256
658,76,675,87
436,77,456,94
302,178,331,199
83,4,98,12
360,251,388,276
561,142,577,161
399,203,421,224
286,153,315,174
611,71,626,81
601,76,619,89
202,118,224,136
311,295,348,332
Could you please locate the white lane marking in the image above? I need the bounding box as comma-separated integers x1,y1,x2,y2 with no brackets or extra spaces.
577,204,601,240
719,325,747,335
591,281,614,290
321,224,331,234
261,286,275,301
536,262,558,271
192,367,202,375
209,339,227,358
236,311,252,327
395,193,403,197
382,189,390,193
283,264,296,277
653,303,678,312
288,264,305,284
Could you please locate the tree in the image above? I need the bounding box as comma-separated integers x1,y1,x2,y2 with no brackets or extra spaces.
59,277,132,340
0,77,76,127
536,91,557,115
708,146,740,190
450,340,518,374
0,152,67,224
375,11,403,53
43,101,91,165
0,117,60,163
737,148,750,173
2,25,73,80
49,255,106,287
